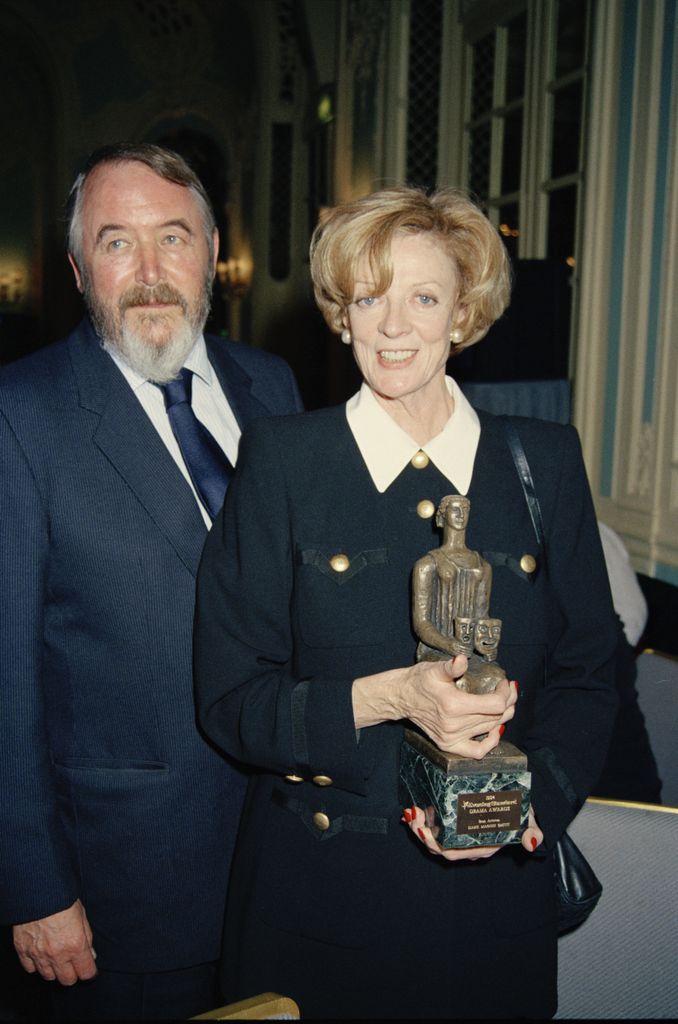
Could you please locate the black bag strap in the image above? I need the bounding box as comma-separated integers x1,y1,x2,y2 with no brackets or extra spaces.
503,418,547,571
502,419,603,926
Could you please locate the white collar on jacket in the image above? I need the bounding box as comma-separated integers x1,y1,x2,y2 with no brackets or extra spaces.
345,376,480,494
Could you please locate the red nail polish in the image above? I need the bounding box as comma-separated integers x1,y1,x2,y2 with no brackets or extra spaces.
403,808,412,823
410,805,417,819
513,680,520,693
531,836,537,850
499,724,505,736
417,827,426,841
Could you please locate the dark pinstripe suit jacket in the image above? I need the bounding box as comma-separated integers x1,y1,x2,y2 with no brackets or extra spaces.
0,319,302,971
193,405,619,1018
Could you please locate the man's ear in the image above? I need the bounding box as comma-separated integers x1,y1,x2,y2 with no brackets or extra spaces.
68,253,84,293
211,229,219,276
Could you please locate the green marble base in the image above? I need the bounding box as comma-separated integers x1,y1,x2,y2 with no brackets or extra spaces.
399,728,531,849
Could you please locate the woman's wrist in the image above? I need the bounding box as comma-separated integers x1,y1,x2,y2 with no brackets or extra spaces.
352,668,407,729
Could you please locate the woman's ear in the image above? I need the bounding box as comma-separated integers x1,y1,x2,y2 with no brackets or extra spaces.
453,303,468,329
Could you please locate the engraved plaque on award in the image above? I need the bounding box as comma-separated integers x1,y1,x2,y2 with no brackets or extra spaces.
399,495,531,849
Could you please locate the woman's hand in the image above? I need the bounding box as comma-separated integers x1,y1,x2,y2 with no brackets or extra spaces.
396,656,517,756
402,803,543,861
402,805,502,862
520,806,543,853
352,655,517,757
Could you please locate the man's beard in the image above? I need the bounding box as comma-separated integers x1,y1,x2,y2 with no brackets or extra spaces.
83,275,213,384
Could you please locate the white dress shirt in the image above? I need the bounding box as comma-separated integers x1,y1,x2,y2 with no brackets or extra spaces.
345,376,481,493
109,337,241,526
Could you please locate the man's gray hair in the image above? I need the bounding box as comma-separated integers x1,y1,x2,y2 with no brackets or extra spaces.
66,142,217,266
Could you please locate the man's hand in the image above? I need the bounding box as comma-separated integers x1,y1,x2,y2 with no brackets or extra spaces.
13,899,97,985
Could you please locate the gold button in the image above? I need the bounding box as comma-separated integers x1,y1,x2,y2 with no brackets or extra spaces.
312,811,331,831
520,554,537,574
284,773,304,783
411,450,429,470
312,775,333,787
416,499,435,519
329,553,350,573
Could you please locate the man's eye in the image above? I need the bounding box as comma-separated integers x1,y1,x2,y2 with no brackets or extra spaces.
165,234,181,244
108,239,128,251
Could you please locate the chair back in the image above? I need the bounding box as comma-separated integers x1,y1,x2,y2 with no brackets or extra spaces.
635,651,678,805
192,992,300,1020
556,799,678,1019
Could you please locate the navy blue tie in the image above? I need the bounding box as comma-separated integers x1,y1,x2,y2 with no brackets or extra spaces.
161,369,233,520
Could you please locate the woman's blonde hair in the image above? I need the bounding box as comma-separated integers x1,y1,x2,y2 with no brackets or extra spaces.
309,185,512,349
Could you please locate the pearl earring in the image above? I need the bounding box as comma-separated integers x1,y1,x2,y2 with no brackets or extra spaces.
341,328,352,345
450,328,463,346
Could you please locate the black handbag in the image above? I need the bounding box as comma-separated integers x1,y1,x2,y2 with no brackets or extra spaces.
503,418,603,934
554,829,602,934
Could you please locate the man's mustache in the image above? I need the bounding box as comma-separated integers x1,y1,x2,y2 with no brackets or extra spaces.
120,284,188,313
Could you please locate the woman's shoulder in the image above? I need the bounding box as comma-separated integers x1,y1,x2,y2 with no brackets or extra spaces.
477,409,580,458
246,403,346,436
239,404,349,459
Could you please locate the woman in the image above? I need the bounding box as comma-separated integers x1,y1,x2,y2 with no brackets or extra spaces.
194,187,618,1019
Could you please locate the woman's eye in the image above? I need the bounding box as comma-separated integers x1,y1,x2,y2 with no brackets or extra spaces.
357,296,377,307
417,294,436,305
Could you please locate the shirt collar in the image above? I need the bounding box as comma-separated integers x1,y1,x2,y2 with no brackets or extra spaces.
345,376,480,494
107,335,210,392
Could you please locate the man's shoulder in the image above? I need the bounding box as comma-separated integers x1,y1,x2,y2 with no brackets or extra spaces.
1,336,69,382
205,334,291,378
0,338,75,414
0,323,108,432
0,322,95,392
205,335,303,416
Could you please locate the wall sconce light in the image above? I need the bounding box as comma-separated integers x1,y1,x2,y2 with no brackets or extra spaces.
216,257,252,301
0,267,25,307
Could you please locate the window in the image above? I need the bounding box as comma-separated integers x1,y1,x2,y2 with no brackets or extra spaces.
463,0,591,376
406,0,444,190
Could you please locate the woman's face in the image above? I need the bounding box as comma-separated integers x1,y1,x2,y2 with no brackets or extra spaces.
344,232,463,407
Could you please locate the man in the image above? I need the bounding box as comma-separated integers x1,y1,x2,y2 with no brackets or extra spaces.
0,142,303,1019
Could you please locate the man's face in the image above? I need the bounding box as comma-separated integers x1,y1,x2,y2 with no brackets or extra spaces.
69,161,218,382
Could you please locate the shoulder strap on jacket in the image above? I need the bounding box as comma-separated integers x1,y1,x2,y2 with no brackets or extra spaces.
503,418,546,562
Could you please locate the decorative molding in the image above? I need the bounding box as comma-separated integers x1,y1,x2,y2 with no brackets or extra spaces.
572,0,621,480
632,422,654,499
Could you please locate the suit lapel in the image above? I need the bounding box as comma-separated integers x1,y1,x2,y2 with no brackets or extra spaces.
68,322,207,576
206,338,272,430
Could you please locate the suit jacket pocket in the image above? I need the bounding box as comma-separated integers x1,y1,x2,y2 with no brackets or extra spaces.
253,786,390,948
295,545,388,648
54,757,169,771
